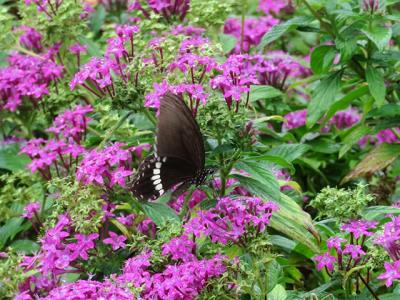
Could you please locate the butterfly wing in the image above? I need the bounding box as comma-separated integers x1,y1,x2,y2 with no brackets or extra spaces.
130,92,206,201
130,154,196,201
156,92,205,170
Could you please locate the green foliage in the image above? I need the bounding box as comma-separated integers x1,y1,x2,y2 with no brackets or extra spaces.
18,0,87,47
197,92,247,144
0,171,42,223
0,7,15,52
0,251,25,299
45,177,104,233
310,184,375,222
188,0,235,28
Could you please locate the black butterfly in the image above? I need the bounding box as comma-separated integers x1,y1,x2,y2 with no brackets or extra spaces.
130,92,213,201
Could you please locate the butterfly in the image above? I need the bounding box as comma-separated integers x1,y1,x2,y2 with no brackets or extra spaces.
130,92,213,201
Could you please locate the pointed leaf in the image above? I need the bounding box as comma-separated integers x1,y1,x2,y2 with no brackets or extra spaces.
310,45,336,75
366,65,386,107
258,16,316,49
218,33,237,54
267,144,311,162
307,72,342,127
142,202,179,226
235,161,280,201
250,85,283,101
342,144,400,183
0,143,30,171
362,26,392,51
339,124,372,158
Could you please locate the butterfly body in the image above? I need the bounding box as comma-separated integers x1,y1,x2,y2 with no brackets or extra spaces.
130,93,212,201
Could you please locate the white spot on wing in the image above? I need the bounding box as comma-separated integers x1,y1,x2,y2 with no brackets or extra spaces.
155,183,162,191
151,175,160,180
162,157,167,162
159,189,164,196
155,162,162,168
153,179,161,185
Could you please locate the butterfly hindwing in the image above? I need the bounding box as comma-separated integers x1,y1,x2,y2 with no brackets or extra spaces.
131,154,197,201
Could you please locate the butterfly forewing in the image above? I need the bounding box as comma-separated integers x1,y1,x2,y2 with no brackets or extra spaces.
157,93,205,170
130,92,206,201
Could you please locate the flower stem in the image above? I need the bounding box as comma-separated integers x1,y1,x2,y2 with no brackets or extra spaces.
357,272,380,300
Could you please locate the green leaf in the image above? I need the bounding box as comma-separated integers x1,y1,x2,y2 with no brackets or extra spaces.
362,26,392,51
339,124,372,158
77,35,102,57
249,85,283,101
307,72,342,127
257,16,315,50
0,217,27,249
267,284,287,300
306,139,340,154
321,85,369,127
367,104,400,118
269,235,297,252
141,202,179,226
379,293,400,300
342,144,400,183
218,33,237,54
267,144,311,162
366,65,386,107
310,45,336,75
242,155,295,173
90,5,106,33
265,260,282,294
362,206,400,220
0,143,30,171
234,161,280,201
9,239,40,254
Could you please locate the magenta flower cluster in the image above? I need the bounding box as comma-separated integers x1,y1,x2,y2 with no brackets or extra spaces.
47,105,92,143
282,107,361,131
224,17,279,53
76,143,134,188
313,220,377,274
0,53,63,111
184,196,279,245
70,25,139,98
118,250,226,299
20,105,92,179
375,216,400,286
359,128,400,147
258,0,291,15
18,214,99,296
256,51,311,90
129,0,190,21
16,26,43,52
20,138,85,180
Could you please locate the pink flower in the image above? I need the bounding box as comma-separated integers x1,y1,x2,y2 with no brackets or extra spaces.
22,202,41,219
258,0,290,14
224,17,279,53
103,231,127,250
326,237,346,250
283,109,307,130
378,261,400,287
314,253,336,272
69,43,88,55
343,244,366,259
116,214,136,226
162,235,196,262
375,216,400,261
184,197,278,244
341,220,377,239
